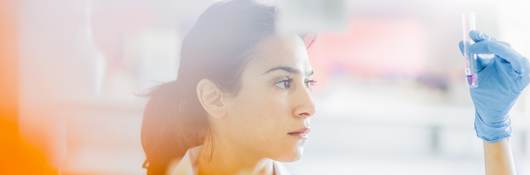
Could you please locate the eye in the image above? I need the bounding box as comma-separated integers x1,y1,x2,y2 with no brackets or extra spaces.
275,77,293,89
305,79,317,89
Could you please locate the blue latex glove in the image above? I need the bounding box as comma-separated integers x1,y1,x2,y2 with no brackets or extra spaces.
459,31,530,143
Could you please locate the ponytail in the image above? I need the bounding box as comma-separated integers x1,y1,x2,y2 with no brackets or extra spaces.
141,80,209,175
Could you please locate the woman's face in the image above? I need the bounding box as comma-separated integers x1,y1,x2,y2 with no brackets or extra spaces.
220,34,316,161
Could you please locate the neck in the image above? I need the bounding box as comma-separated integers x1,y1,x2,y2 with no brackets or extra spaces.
197,135,274,175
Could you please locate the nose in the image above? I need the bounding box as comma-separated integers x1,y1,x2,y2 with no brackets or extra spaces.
292,86,315,119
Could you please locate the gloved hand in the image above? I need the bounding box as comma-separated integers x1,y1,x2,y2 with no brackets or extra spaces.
459,30,530,143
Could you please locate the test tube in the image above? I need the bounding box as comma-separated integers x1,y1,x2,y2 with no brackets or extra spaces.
462,12,478,88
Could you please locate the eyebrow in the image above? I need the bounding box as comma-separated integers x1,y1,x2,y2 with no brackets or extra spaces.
263,66,314,76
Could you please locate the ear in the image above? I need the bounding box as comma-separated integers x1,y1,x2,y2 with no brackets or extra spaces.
196,79,227,118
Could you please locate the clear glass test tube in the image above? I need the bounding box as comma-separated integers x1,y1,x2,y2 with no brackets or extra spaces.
462,12,478,88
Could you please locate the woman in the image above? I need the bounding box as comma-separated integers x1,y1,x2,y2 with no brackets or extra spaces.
141,0,530,175
142,0,315,174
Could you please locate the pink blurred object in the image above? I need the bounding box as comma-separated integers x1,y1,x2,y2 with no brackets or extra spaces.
309,18,428,81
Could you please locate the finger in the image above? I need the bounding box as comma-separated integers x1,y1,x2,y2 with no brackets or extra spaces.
459,40,475,56
467,41,491,54
469,40,523,72
469,30,492,42
487,42,524,73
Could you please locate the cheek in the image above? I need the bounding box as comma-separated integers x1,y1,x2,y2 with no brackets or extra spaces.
235,87,290,130
229,87,292,143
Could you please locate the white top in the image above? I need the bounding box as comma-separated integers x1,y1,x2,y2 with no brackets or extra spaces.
167,146,291,175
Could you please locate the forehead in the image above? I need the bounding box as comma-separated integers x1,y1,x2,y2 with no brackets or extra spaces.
244,34,312,74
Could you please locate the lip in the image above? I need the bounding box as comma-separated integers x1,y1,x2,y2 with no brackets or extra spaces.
287,127,311,139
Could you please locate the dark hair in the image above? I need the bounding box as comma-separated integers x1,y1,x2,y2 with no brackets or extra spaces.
141,1,278,174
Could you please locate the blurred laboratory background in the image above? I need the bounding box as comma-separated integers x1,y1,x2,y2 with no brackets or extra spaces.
2,0,530,174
